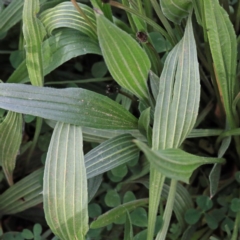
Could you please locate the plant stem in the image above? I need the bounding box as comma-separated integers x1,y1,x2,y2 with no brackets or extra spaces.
45,77,113,85
156,179,177,240
231,207,240,240
147,167,165,240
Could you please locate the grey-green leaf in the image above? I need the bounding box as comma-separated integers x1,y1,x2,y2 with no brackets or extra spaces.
0,83,138,130
40,2,97,39
96,12,151,102
85,134,139,178
152,16,200,150
134,140,225,183
0,168,44,215
0,111,22,186
43,122,88,239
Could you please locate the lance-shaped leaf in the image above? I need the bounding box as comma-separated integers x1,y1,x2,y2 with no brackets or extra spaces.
40,2,97,39
0,111,22,186
22,0,46,86
0,83,138,130
0,0,47,34
160,0,192,24
85,134,139,178
0,133,138,216
90,199,149,229
43,122,88,239
96,12,151,102
134,140,225,183
203,0,237,127
152,16,200,150
0,168,44,215
8,29,101,84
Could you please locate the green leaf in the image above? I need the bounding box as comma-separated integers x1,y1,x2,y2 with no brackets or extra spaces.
21,229,34,239
203,0,238,127
10,50,25,69
230,198,240,212
152,16,200,150
85,134,139,178
184,209,202,225
8,29,101,84
96,12,151,102
123,191,136,204
0,111,22,185
205,213,218,230
138,107,152,144
22,0,46,86
105,190,121,207
0,168,44,215
133,229,147,240
90,198,148,229
0,83,138,129
91,61,108,78
130,207,148,227
43,122,88,240
40,2,97,39
88,203,102,218
149,32,171,54
134,141,225,183
111,164,128,178
33,224,42,236
196,195,213,211
160,0,192,24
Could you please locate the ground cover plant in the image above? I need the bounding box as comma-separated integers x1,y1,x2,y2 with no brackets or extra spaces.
0,0,240,239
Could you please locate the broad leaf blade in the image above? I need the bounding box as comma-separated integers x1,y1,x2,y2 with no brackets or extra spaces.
22,0,46,86
203,0,238,127
96,12,151,102
134,140,225,183
8,29,101,84
0,83,138,130
152,16,200,150
90,199,148,229
160,0,192,24
0,111,22,186
43,122,88,239
40,2,97,39
0,168,44,215
85,134,139,178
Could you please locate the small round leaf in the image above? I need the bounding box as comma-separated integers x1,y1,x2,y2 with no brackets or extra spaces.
196,195,213,211
88,203,102,218
123,191,136,203
131,208,148,227
184,208,202,225
104,190,121,207
21,229,34,239
230,198,240,212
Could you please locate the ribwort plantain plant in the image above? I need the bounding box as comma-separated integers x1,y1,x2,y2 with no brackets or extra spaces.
0,0,240,239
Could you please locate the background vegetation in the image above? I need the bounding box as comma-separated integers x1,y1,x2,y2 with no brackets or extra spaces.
0,0,240,239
